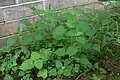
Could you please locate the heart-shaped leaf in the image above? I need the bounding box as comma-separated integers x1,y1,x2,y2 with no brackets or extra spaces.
55,60,63,69
34,59,43,69
31,52,40,61
20,59,34,71
37,69,48,79
66,47,78,56
55,48,66,56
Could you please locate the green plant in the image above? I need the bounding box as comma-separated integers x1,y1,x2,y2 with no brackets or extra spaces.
0,2,120,80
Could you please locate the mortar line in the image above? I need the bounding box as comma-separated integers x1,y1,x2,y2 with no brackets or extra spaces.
0,2,104,24
0,0,46,9
0,30,28,40
0,14,44,24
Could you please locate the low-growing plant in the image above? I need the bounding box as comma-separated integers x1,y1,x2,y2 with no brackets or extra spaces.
0,2,120,80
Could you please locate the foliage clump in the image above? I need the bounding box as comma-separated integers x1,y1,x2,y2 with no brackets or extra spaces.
0,2,120,80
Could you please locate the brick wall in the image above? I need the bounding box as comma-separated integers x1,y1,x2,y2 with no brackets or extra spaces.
0,0,104,46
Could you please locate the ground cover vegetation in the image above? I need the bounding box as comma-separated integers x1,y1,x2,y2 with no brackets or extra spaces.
0,1,120,80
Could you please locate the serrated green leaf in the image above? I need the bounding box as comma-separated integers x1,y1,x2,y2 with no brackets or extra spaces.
74,32,83,36
79,54,91,66
77,36,86,44
82,43,92,50
34,31,44,41
20,18,32,27
65,29,83,37
66,47,78,56
64,59,71,66
65,29,76,36
52,26,66,40
53,26,66,35
37,69,48,79
55,60,63,69
63,12,76,23
57,68,64,75
20,18,33,32
63,68,72,76
63,65,73,76
36,20,47,30
85,28,97,37
39,49,52,61
92,44,100,52
83,13,94,20
66,23,75,28
49,68,57,76
67,64,73,71
55,48,66,56
76,21,89,32
34,59,43,69
21,34,33,45
20,59,34,71
31,52,40,61
52,35,63,40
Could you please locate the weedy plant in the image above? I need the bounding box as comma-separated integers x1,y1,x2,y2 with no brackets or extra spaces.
0,2,120,80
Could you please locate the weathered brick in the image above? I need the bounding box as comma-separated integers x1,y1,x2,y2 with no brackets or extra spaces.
0,14,41,37
46,0,99,9
0,9,4,23
0,0,16,7
3,6,33,21
0,22,18,37
76,0,98,6
0,21,27,37
83,3,104,10
46,0,74,9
